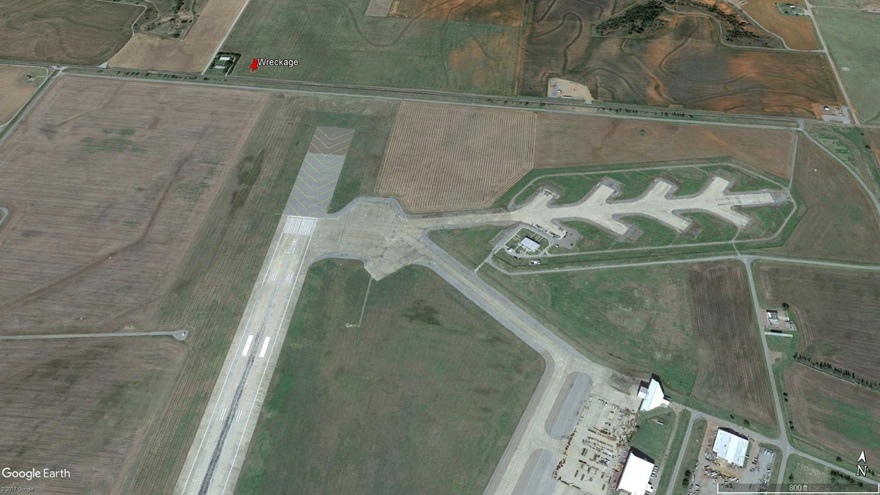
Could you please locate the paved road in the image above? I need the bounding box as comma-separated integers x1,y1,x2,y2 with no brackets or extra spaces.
0,330,187,341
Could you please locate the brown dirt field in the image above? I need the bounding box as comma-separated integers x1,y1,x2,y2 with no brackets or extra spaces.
0,0,141,65
757,263,880,383
110,0,249,71
785,364,880,463
687,262,776,428
0,76,267,335
0,338,185,494
390,0,524,25
378,102,536,212
771,137,880,262
0,66,45,125
534,113,795,178
531,13,841,117
741,0,819,50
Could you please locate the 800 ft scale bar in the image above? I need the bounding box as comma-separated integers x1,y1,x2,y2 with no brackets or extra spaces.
719,483,880,494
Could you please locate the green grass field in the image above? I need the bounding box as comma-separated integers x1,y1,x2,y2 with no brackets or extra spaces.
429,226,503,269
479,263,697,394
321,107,399,213
814,7,880,124
784,454,874,489
236,260,543,494
673,419,707,495
223,0,520,94
632,408,677,461
654,409,691,495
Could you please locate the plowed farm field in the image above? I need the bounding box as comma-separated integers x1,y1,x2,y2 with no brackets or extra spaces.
534,113,796,179
0,76,267,335
0,0,141,65
389,0,524,25
771,137,880,263
378,102,536,212
785,364,880,463
525,12,841,117
0,338,185,494
741,0,819,50
757,263,880,383
687,262,776,429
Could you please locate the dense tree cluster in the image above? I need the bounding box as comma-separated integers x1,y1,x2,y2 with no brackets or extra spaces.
596,1,667,36
792,353,880,391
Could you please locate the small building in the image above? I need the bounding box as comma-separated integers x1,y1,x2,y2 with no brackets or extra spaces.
518,237,541,252
766,310,779,325
637,376,670,412
713,428,749,467
617,449,655,495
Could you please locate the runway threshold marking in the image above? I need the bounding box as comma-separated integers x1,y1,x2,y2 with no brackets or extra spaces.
258,337,271,358
241,335,254,356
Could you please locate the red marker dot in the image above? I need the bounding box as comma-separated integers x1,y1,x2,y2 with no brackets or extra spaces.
250,58,259,72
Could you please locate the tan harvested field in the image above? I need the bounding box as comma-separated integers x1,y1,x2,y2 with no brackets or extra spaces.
110,0,249,71
0,338,185,494
0,77,267,335
389,0,524,25
378,102,536,212
785,364,880,463
0,0,141,65
772,137,880,262
0,66,45,125
534,113,796,178
757,263,880,383
741,0,819,50
687,262,776,428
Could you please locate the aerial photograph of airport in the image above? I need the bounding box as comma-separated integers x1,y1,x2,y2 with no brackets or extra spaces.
0,0,878,493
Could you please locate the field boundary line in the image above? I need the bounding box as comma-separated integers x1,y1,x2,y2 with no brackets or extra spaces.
201,0,255,73
0,330,187,341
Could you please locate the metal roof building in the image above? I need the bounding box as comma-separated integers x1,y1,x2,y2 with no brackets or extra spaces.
713,428,749,467
637,377,670,412
518,237,541,252
617,450,655,495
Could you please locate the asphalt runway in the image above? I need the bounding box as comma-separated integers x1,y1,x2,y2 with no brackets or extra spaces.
175,214,315,494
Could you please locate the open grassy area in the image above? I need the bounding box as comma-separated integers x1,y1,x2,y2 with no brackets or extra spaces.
673,419,707,495
429,226,505,270
814,7,880,124
237,260,544,494
479,263,697,394
632,408,677,461
223,0,520,94
805,124,880,198
655,409,691,495
784,454,874,489
320,107,399,213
